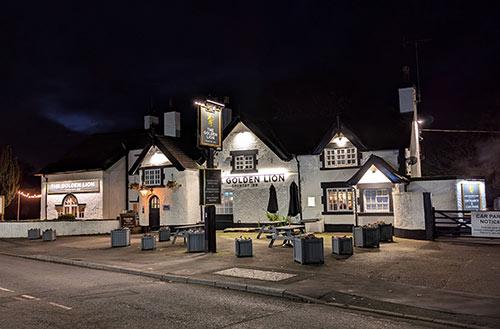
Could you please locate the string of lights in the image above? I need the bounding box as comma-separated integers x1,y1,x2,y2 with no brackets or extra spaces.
17,191,42,199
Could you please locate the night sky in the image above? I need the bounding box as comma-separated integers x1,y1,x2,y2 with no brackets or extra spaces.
2,1,499,170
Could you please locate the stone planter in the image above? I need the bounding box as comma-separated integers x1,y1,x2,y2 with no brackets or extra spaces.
293,237,324,265
332,236,353,255
141,234,156,250
378,223,393,242
111,228,130,247
353,226,380,248
235,238,253,257
186,231,205,253
27,228,41,240
42,229,56,241
158,227,171,242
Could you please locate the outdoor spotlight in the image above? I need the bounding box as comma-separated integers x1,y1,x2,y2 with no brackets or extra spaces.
139,187,152,197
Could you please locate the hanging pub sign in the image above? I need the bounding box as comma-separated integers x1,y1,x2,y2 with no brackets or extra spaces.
199,169,222,205
197,99,224,149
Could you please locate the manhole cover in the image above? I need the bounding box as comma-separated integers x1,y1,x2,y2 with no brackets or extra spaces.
214,268,295,281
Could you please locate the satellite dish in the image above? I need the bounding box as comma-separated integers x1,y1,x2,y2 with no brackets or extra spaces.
407,156,418,165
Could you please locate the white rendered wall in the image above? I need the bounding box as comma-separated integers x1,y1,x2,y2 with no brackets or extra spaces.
407,179,458,210
393,192,425,230
215,122,298,224
41,171,105,220
102,157,127,219
0,220,120,238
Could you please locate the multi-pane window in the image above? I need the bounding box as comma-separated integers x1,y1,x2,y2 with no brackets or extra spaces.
216,191,234,215
143,168,162,186
234,155,255,171
324,147,357,168
326,188,353,212
363,189,390,212
60,194,84,218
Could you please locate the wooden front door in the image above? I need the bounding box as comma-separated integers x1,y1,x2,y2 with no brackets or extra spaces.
149,195,160,230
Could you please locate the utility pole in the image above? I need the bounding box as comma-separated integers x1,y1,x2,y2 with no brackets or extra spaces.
16,191,21,221
404,38,431,104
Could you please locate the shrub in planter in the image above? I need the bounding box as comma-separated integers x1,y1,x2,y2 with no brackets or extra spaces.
27,228,42,240
42,229,56,241
376,221,393,242
57,213,76,220
186,230,205,253
332,236,353,255
293,234,324,265
353,225,380,248
111,228,130,247
141,234,156,250
158,227,171,242
235,236,253,257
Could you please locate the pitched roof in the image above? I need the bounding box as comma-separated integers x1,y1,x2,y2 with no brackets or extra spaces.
129,134,200,173
38,130,150,175
347,154,409,185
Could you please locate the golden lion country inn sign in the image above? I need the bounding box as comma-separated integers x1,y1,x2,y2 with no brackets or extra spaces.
47,179,100,194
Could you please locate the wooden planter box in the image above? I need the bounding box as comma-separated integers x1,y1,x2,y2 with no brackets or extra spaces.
28,228,41,240
353,226,380,248
293,237,324,264
158,227,171,242
42,229,56,241
111,228,130,247
332,236,353,255
186,231,205,253
235,239,253,257
141,234,156,250
378,223,393,242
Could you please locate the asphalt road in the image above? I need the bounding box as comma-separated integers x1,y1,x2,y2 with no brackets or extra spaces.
0,255,447,329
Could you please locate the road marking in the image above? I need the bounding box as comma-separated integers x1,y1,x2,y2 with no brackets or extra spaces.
0,287,14,292
49,302,72,310
20,294,40,301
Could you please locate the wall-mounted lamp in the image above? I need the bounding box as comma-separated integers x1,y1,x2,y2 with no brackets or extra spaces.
139,186,152,197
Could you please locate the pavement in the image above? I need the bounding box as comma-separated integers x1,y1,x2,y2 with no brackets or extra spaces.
0,254,451,329
1,232,499,328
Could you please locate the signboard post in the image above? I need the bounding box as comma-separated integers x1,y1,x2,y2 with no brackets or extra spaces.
0,195,5,221
197,99,224,253
471,211,500,238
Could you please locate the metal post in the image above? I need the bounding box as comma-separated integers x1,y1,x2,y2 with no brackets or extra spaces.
204,148,217,252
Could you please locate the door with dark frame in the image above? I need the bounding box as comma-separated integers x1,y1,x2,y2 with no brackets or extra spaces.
149,195,160,230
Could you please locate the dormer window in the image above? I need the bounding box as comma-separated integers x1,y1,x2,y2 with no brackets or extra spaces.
321,134,359,169
324,147,358,168
230,149,258,173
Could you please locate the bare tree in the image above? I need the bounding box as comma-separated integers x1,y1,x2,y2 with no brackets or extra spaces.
0,145,21,215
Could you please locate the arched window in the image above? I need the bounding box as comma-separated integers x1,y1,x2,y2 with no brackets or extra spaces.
63,194,78,216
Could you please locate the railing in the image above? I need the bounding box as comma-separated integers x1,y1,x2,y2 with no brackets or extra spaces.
433,208,472,236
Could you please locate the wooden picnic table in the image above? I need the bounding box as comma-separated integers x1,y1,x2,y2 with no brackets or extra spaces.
171,223,205,244
256,220,287,239
268,224,305,248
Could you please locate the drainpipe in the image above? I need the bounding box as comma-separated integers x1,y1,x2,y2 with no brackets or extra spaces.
43,175,48,220
122,143,129,211
294,155,303,221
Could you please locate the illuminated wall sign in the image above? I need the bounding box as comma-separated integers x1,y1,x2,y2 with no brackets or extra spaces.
461,182,482,211
47,179,100,194
223,173,286,188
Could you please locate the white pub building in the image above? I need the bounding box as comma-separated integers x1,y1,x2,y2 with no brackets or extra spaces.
38,87,488,239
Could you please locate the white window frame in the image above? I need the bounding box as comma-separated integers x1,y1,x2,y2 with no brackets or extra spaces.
324,147,358,168
234,155,255,171
143,168,162,186
363,189,390,213
326,188,354,212
216,190,234,215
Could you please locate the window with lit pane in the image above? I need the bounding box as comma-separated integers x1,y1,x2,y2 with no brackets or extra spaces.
216,190,234,215
326,188,353,212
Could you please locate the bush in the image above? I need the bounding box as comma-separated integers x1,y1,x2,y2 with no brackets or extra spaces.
57,213,76,220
